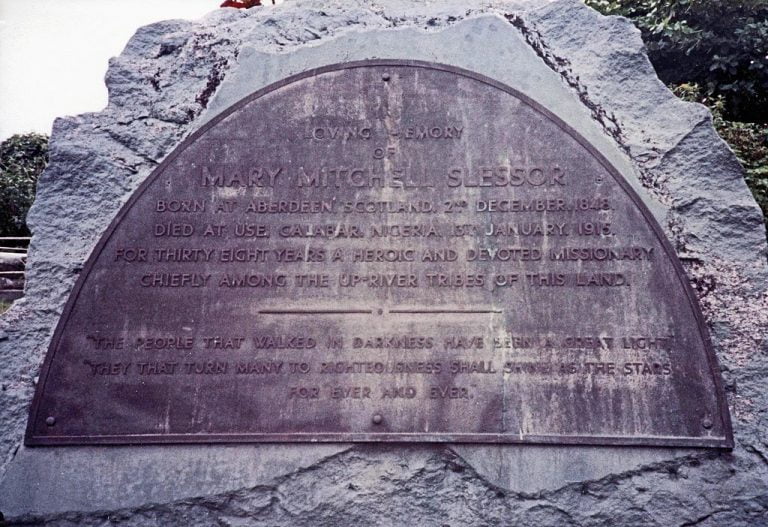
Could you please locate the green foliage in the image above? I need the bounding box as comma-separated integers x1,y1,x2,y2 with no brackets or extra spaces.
0,300,11,316
0,133,48,237
673,83,768,221
585,0,768,121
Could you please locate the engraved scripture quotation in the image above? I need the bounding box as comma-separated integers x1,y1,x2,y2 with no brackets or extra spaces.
26,62,732,447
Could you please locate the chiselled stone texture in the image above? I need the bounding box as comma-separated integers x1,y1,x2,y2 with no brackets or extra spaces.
1,0,766,524
8,447,768,527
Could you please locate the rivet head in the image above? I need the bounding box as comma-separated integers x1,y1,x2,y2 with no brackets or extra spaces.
702,417,713,429
382,73,391,82
45,416,56,426
372,413,383,425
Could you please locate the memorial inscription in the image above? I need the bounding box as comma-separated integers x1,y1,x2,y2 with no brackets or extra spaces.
26,61,732,447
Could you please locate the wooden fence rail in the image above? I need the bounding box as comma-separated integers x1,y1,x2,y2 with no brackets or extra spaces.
0,237,29,304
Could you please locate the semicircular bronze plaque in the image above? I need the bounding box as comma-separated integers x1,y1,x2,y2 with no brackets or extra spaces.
26,61,733,447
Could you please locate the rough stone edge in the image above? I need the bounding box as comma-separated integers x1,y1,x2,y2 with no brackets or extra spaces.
9,448,767,526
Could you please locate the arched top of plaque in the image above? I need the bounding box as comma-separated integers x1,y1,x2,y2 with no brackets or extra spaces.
27,61,733,448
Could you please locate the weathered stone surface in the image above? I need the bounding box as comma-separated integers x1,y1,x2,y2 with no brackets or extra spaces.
1,0,766,524
6,447,768,526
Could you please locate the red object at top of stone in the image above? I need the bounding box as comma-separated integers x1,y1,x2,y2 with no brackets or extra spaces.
220,0,261,9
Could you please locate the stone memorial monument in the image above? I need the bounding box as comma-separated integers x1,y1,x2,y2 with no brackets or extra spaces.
1,0,767,524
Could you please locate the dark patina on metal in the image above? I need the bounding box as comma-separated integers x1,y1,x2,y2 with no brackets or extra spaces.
25,61,733,448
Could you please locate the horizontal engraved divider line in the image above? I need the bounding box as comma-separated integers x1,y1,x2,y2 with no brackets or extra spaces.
257,308,503,315
389,309,503,314
258,309,373,315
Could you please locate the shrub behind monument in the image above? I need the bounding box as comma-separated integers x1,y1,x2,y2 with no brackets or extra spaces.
0,133,48,237
585,0,768,122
